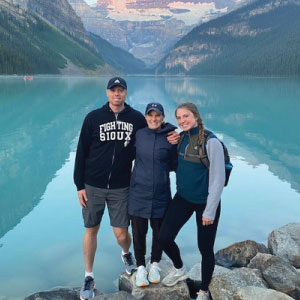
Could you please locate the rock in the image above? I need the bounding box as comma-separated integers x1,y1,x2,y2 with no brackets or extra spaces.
119,259,190,300
24,286,102,300
93,291,135,300
188,263,230,281
248,253,300,299
268,223,300,268
187,263,231,299
215,240,269,268
209,267,267,300
233,286,295,300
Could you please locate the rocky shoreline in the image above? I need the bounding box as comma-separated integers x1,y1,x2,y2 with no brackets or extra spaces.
24,223,300,300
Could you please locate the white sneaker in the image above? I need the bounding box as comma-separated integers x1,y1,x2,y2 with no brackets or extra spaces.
196,291,210,300
148,262,161,284
135,266,149,287
162,265,188,287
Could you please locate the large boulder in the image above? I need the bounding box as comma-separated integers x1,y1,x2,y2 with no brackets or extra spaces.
268,223,300,268
23,287,102,300
215,240,269,268
188,263,231,281
248,253,300,299
119,260,190,300
233,286,294,300
209,267,267,300
93,291,136,300
187,263,230,298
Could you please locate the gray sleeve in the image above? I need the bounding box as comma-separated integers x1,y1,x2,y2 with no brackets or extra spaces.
202,138,225,220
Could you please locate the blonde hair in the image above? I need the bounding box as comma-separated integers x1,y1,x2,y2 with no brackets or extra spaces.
175,102,205,145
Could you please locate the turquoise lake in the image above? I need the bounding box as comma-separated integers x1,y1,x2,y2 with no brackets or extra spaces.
0,75,300,299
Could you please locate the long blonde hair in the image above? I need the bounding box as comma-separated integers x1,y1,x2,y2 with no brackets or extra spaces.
175,102,205,146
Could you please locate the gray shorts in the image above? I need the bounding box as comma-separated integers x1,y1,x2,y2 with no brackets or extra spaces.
83,184,130,228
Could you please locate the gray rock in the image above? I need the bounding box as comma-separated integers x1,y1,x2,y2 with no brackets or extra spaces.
233,286,295,300
187,263,230,299
209,267,267,300
268,223,300,268
24,286,102,300
93,291,135,300
215,240,269,268
119,260,190,300
248,253,300,299
188,263,230,281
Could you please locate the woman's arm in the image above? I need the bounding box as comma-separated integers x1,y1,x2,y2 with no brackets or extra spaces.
202,138,225,222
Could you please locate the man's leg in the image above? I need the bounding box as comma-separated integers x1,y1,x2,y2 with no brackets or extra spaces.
107,187,136,274
83,224,100,273
80,185,106,300
113,226,131,252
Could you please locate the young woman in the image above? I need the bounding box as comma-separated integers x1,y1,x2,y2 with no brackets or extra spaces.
128,102,177,287
159,103,225,300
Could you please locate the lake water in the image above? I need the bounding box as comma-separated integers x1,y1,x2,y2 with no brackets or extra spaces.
0,75,300,299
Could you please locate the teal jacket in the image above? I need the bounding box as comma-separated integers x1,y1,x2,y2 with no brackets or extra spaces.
176,126,211,204
176,126,225,220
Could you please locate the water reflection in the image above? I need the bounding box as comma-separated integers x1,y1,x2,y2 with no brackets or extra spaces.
0,77,106,238
163,76,300,193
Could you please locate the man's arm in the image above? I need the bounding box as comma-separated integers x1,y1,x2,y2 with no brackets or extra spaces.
167,131,180,145
74,116,92,201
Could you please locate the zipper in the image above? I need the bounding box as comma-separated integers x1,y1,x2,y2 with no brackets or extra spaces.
107,113,118,189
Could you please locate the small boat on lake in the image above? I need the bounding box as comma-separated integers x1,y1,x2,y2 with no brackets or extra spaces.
24,76,34,81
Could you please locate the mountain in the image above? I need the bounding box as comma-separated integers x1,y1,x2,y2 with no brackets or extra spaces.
0,0,109,74
156,0,300,76
69,0,252,66
89,32,147,74
11,0,93,46
1,0,146,75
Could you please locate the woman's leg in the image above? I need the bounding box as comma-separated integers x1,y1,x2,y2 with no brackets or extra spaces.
149,218,163,263
159,194,193,269
130,215,148,267
195,203,221,291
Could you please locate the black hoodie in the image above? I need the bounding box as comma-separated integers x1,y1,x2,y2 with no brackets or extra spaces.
74,102,147,190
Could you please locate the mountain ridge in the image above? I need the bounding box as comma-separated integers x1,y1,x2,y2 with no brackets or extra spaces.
156,0,300,75
69,0,253,66
0,0,146,74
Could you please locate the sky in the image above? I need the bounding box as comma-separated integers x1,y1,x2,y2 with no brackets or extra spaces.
85,0,97,4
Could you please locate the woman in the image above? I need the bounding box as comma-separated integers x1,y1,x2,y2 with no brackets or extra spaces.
128,102,177,287
159,103,225,300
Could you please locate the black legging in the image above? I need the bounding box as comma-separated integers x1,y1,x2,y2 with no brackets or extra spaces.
159,193,220,291
131,215,163,267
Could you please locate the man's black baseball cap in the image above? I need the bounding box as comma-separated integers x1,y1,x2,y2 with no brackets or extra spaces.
107,77,127,90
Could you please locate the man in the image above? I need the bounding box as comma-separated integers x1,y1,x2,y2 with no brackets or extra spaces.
74,77,178,300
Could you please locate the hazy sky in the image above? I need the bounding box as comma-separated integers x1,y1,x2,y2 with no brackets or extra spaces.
85,0,97,4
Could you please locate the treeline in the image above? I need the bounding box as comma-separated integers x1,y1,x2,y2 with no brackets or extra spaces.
0,6,104,75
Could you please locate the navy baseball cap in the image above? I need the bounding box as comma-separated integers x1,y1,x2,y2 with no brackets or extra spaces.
107,77,127,90
145,102,164,115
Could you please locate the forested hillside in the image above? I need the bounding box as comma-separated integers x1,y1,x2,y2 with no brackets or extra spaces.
0,1,105,74
89,32,148,74
157,0,300,76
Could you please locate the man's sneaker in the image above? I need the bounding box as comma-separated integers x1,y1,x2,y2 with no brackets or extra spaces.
80,276,95,300
121,251,137,275
162,266,188,287
135,266,149,287
196,291,210,300
148,262,161,284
